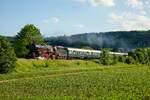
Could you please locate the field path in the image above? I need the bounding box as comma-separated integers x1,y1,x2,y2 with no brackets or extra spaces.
0,66,138,84
0,69,103,84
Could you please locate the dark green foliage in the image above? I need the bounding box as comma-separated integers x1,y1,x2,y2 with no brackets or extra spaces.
0,36,16,74
125,56,135,64
5,30,150,51
6,30,150,52
43,62,49,68
135,49,145,64
118,56,126,63
147,49,150,65
112,55,118,65
32,62,49,68
129,48,150,65
99,49,113,65
77,61,80,65
14,24,44,57
45,30,150,50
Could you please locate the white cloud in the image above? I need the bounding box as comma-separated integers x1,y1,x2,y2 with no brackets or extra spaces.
109,13,123,20
42,17,60,24
73,24,85,29
73,0,86,4
127,0,143,8
51,17,59,23
145,1,150,5
145,1,150,9
91,0,115,7
127,0,150,14
109,12,150,31
73,0,115,7
42,19,50,24
127,0,145,14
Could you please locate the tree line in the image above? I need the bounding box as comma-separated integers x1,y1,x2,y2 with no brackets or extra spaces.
99,48,150,66
45,30,150,51
0,24,150,74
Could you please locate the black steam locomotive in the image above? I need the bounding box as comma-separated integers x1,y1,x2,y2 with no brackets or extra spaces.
27,44,128,59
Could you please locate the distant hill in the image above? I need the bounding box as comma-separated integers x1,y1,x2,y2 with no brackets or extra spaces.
45,30,150,51
4,30,150,52
6,36,15,43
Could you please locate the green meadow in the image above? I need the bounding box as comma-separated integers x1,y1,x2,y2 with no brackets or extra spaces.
0,59,150,100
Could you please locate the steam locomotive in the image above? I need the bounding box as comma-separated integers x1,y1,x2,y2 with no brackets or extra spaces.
27,44,128,59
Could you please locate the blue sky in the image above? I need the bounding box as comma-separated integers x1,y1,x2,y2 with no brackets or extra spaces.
0,0,150,36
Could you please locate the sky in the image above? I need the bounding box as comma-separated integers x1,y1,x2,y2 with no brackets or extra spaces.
0,0,150,36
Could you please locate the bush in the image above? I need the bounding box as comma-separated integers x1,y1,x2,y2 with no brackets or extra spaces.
43,62,49,68
125,56,135,64
0,36,17,74
99,49,113,65
77,61,80,66
118,56,126,63
129,48,150,65
112,55,118,65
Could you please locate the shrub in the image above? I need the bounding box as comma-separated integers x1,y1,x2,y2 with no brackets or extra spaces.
43,62,49,68
125,56,135,64
0,36,17,74
112,55,118,65
118,56,126,63
129,48,150,65
99,49,113,65
77,61,80,66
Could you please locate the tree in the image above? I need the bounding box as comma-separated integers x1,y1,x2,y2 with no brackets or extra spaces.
128,48,150,65
135,49,145,64
118,55,126,63
125,56,135,64
14,24,44,57
99,49,113,65
0,36,17,74
112,55,118,65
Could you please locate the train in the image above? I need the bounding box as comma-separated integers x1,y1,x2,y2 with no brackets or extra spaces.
27,44,128,60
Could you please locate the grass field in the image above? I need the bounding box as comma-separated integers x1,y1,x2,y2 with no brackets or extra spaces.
0,59,150,100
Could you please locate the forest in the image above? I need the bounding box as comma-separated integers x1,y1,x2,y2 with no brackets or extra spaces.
45,30,150,51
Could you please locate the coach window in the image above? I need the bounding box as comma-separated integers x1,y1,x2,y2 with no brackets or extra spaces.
78,51,81,55
72,51,75,55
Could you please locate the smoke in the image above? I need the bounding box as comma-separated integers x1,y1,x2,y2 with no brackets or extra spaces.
66,32,129,49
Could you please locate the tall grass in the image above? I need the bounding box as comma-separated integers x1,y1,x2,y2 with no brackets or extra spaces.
0,59,102,81
0,65,150,99
0,59,149,99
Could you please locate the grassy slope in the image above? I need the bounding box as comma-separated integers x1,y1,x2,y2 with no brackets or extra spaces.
0,59,102,81
0,59,150,99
